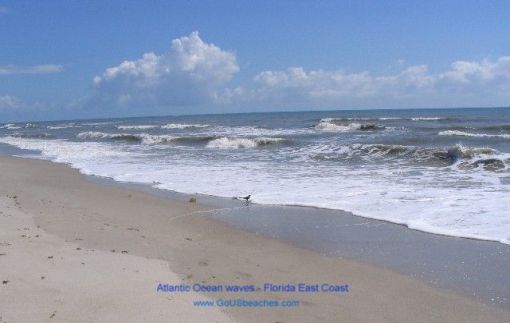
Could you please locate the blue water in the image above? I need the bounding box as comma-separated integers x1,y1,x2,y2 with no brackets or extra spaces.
1,108,509,243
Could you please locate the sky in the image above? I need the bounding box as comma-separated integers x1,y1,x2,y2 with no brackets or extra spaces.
1,0,510,122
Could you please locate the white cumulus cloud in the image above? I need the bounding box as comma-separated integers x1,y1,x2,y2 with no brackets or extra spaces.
89,32,510,113
92,31,239,109
439,56,510,83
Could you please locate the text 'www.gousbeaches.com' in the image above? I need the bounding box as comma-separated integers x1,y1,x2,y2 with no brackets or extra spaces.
193,299,300,308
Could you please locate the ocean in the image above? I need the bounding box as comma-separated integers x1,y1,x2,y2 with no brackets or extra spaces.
1,108,509,244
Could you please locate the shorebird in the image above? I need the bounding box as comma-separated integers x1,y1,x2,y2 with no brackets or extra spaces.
232,194,251,204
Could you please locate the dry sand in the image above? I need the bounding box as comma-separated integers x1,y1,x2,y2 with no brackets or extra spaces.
0,155,509,322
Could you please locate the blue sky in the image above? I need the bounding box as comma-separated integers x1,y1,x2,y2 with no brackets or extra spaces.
1,0,510,121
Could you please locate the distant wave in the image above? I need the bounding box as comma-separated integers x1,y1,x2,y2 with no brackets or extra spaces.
315,118,386,132
211,126,314,137
378,117,404,120
379,117,443,121
78,131,140,141
114,123,209,130
82,121,115,126
378,117,446,121
161,123,209,129
117,125,159,130
206,137,287,149
481,124,510,132
411,117,443,121
10,132,54,139
77,131,177,144
47,123,77,130
316,116,447,122
0,123,21,130
439,130,510,139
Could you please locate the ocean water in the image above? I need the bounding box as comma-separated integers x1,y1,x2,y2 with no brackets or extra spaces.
1,108,509,244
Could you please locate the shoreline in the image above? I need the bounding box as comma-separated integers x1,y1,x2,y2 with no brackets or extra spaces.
5,140,508,247
1,155,510,322
89,172,508,245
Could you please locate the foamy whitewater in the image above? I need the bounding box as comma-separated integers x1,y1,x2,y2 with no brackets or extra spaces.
1,108,509,244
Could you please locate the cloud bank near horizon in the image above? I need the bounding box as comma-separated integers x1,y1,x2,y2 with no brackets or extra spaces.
247,56,510,108
0,95,20,110
0,64,64,75
88,32,510,112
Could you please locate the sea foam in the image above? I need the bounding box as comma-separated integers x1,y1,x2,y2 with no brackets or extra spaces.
439,130,510,139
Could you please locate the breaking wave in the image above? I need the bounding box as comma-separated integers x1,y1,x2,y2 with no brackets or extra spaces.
77,131,177,144
206,137,288,149
75,131,287,148
315,118,386,132
0,123,21,130
310,143,508,170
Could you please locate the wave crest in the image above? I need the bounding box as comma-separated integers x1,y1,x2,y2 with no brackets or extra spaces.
0,123,21,130
77,131,177,144
161,123,209,129
206,137,287,149
75,131,284,148
311,143,507,170
315,118,385,132
117,125,159,130
439,130,510,139
47,123,77,130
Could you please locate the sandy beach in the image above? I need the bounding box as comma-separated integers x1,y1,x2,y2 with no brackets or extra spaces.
1,155,509,323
